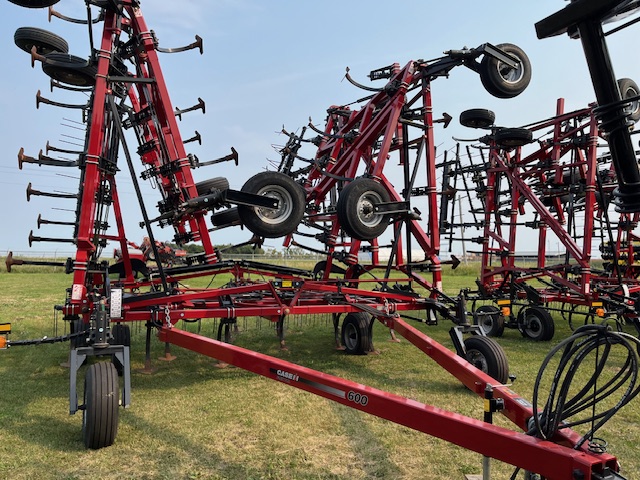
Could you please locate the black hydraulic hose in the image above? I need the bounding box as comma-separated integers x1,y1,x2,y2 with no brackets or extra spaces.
530,325,640,450
6,330,84,347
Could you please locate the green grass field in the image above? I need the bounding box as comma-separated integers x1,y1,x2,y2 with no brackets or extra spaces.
0,266,639,480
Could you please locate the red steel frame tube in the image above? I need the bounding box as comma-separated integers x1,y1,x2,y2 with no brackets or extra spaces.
159,324,618,480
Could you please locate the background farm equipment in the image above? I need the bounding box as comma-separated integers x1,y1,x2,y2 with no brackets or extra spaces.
2,0,640,478
447,91,640,341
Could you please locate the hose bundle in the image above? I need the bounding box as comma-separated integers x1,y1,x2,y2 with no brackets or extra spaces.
530,324,640,451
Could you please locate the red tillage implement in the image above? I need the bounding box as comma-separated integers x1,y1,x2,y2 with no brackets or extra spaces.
2,1,638,478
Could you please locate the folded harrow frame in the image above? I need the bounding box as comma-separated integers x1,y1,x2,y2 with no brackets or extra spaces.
2,1,639,478
454,95,640,341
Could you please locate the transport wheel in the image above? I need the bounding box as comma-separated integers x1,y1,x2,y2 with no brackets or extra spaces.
459,108,495,129
518,306,555,341
480,43,531,99
474,305,505,337
238,171,305,238
14,27,68,55
42,53,96,87
211,207,241,228
464,336,509,384
341,312,373,355
494,127,533,148
83,362,119,449
337,177,390,241
195,177,229,196
618,77,640,123
8,0,59,7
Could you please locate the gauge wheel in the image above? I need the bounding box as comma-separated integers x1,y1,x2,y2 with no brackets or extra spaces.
464,336,509,384
8,0,59,7
480,43,531,99
14,27,68,55
238,171,305,238
337,177,391,241
195,177,229,196
618,77,640,123
494,127,533,148
42,53,96,87
211,207,241,228
474,305,505,337
518,306,555,341
459,108,495,129
341,312,374,355
83,362,119,449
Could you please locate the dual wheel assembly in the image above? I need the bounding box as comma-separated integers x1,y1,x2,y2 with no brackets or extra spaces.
474,304,555,341
213,173,391,242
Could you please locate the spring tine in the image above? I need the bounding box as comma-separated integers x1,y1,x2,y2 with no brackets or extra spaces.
50,78,93,93
28,230,75,247
174,97,205,120
183,131,202,145
36,90,88,110
26,183,78,202
156,35,203,55
5,251,66,273
192,147,238,168
37,214,75,228
46,141,84,156
48,4,104,24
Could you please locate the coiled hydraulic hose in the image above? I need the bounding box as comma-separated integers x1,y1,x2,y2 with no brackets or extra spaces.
530,324,640,451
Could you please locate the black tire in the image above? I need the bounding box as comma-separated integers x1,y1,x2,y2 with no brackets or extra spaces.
14,27,69,55
474,305,505,337
480,43,531,99
211,207,241,228
518,306,555,341
312,260,346,280
110,323,130,377
110,323,130,346
70,319,88,349
337,178,390,241
83,362,119,449
8,0,59,7
238,171,305,238
460,108,495,129
195,177,229,196
618,77,640,123
464,336,509,384
42,53,96,87
341,312,373,355
108,259,149,279
494,127,533,148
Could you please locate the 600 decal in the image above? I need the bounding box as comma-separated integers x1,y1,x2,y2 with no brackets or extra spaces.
347,391,369,406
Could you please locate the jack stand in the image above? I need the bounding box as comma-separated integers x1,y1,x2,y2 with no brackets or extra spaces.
158,341,177,361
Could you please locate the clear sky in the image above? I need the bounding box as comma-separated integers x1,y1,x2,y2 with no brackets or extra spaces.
1,1,639,258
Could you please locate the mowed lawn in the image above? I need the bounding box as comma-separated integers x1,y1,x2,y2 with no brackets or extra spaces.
0,266,639,480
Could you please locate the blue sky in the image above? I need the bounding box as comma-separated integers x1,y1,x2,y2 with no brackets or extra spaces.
1,1,639,257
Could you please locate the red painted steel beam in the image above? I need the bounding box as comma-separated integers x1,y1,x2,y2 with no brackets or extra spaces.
158,326,618,479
